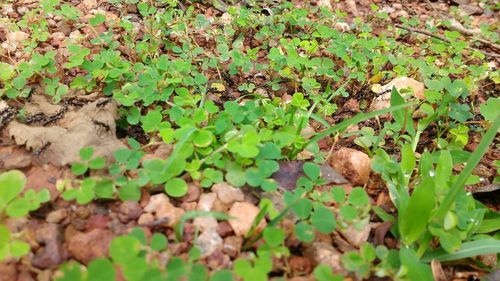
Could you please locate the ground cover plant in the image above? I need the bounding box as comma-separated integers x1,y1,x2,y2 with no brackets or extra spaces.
0,0,499,280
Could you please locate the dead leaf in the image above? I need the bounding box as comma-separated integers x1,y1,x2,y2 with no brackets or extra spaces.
8,96,125,166
272,161,348,191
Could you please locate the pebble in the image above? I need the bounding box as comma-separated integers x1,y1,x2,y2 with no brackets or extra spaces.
195,228,223,258
340,223,371,248
180,183,201,203
304,242,344,272
197,193,217,211
138,213,155,225
223,236,242,258
67,229,114,264
118,201,142,223
46,209,67,224
329,148,372,186
144,194,170,213
228,202,267,237
212,183,242,205
193,216,218,232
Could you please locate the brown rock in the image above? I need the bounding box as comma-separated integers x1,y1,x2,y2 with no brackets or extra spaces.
329,148,371,186
144,194,169,213
85,214,110,231
46,209,67,224
138,213,155,225
180,183,200,203
0,263,18,281
288,256,313,275
216,221,234,237
197,193,217,211
340,223,371,248
223,236,242,258
304,242,343,272
212,182,244,205
118,201,142,222
68,229,114,264
228,202,266,237
25,164,61,200
195,228,223,257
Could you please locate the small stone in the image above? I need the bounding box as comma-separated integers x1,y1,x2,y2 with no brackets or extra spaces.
304,242,343,272
46,209,67,224
329,148,372,186
216,221,233,237
317,0,332,9
2,31,29,52
144,194,170,213
340,224,371,248
180,183,201,203
118,201,142,222
212,182,245,205
156,204,184,227
0,263,18,281
68,229,114,264
82,0,97,9
385,76,425,99
220,13,232,25
138,213,155,225
223,236,242,258
197,193,217,211
195,228,223,258
193,216,218,232
288,256,313,275
51,32,65,42
228,202,267,237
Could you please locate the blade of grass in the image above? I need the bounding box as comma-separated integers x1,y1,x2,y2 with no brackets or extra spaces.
434,115,500,221
422,239,500,262
175,211,231,241
305,102,417,148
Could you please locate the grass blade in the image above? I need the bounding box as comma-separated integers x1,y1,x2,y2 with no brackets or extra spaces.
422,239,500,262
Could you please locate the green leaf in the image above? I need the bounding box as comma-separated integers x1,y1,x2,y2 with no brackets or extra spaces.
311,205,336,234
295,222,315,243
165,178,188,197
193,129,213,147
0,225,11,247
6,198,30,218
263,226,285,247
400,142,415,179
331,187,346,203
292,198,313,219
313,264,342,281
209,270,234,281
480,97,500,122
79,147,94,161
10,240,30,258
0,170,26,210
399,176,435,245
400,248,433,281
390,87,406,128
348,187,369,207
71,163,88,176
422,239,500,262
87,258,116,281
110,236,141,264
303,162,320,180
150,233,168,251
89,157,106,170
0,62,15,82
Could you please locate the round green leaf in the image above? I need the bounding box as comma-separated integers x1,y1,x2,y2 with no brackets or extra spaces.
193,129,213,147
295,222,315,243
311,205,336,234
150,233,167,251
164,178,188,197
348,187,369,207
110,236,141,264
6,198,30,218
0,170,26,209
263,226,285,247
87,258,116,281
10,240,30,258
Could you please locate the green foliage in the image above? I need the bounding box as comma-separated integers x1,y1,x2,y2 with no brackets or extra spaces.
0,170,49,261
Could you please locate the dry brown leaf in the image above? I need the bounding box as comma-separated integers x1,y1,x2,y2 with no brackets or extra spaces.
8,97,125,166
